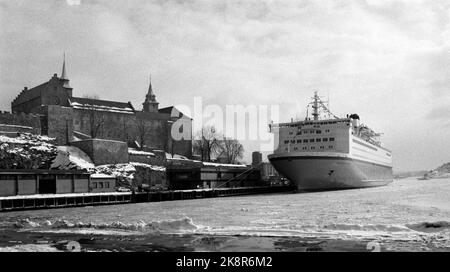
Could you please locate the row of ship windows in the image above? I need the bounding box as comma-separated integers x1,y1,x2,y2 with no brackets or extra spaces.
288,129,331,135
284,138,335,144
285,146,335,151
288,121,348,127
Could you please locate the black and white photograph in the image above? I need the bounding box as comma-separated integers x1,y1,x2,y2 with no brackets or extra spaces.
0,0,449,256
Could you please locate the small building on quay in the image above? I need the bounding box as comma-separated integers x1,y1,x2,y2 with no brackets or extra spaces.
166,159,262,190
0,169,116,197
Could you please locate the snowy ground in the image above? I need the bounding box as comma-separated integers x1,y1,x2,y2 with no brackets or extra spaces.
0,177,449,252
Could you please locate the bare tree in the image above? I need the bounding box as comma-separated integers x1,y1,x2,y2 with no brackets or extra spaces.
193,125,221,162
134,117,151,150
218,138,244,164
82,95,105,139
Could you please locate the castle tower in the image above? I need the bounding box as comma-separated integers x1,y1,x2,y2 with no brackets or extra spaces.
142,75,159,113
60,53,72,89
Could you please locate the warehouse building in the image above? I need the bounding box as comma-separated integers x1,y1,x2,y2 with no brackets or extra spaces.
0,170,115,197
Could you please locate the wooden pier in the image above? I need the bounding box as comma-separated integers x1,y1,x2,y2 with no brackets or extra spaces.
0,185,295,212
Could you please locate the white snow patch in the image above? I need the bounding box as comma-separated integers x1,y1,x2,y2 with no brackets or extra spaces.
70,102,134,114
166,153,189,160
202,162,247,168
91,173,115,179
51,146,95,170
130,162,166,172
128,148,155,156
0,123,33,129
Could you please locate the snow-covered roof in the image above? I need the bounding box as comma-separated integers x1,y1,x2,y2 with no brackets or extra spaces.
166,153,189,160
202,162,247,168
90,173,115,179
128,148,155,156
69,97,135,114
51,146,95,170
130,162,166,172
0,124,33,129
94,163,166,182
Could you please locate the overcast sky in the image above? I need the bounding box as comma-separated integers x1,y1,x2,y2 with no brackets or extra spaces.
1,0,450,172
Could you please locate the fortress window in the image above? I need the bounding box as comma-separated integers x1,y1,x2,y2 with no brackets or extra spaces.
329,145,334,149
291,140,295,143
320,146,324,149
316,130,321,134
330,138,335,141
311,146,315,150
323,138,328,142
316,138,321,142
302,147,307,150
310,130,315,133
284,140,289,144
297,139,301,143
303,139,308,143
310,139,315,143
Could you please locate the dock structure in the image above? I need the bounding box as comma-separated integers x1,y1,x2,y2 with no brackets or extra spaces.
0,192,132,211
0,185,295,212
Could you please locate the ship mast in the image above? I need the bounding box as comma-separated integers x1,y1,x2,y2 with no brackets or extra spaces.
312,91,319,121
305,91,340,121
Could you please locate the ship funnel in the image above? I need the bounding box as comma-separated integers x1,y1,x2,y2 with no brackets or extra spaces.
350,114,360,127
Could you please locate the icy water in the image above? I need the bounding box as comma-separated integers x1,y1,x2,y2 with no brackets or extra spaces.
0,177,449,252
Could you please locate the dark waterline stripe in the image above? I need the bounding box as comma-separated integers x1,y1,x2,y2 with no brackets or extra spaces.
269,155,392,169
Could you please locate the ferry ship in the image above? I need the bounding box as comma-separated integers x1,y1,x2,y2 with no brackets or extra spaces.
268,92,393,191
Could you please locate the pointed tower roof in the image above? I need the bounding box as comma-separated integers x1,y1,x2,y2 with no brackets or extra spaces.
61,53,68,80
61,53,71,88
146,75,155,98
143,74,159,112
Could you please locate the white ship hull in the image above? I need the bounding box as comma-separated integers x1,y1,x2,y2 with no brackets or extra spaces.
268,152,393,191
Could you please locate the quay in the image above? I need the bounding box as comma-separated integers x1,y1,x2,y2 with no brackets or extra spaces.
0,185,296,212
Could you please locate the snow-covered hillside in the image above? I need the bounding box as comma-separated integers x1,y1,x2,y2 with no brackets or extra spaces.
0,134,57,169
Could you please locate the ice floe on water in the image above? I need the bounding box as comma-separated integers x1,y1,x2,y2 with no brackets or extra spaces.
12,216,202,235
12,216,450,242
0,244,61,252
